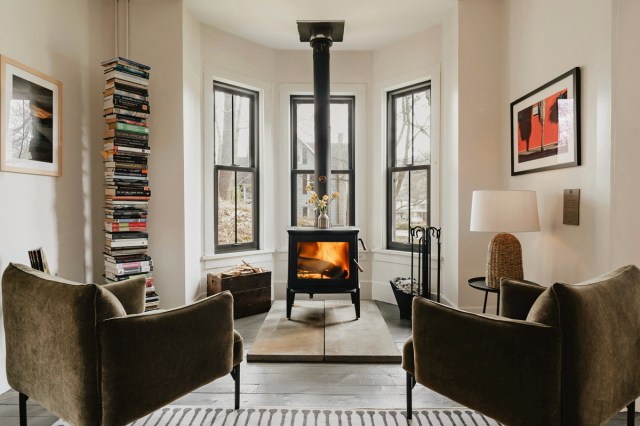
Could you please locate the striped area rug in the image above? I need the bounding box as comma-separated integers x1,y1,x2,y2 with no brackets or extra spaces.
53,406,501,425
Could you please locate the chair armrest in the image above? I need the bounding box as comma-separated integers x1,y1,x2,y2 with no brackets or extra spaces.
499,278,545,320
102,276,147,314
411,297,561,426
97,291,235,426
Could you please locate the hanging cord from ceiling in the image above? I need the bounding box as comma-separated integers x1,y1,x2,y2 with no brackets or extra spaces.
114,0,131,58
125,0,130,58
114,0,119,57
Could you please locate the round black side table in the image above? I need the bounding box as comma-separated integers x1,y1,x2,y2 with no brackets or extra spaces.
468,277,500,315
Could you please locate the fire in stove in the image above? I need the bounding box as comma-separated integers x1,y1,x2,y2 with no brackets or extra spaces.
296,242,350,279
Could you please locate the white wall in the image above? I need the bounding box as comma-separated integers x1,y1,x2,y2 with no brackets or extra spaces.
369,26,444,304
501,0,613,291
183,7,204,302
0,0,106,393
199,26,277,295
455,0,504,310
440,3,460,306
276,50,372,85
372,27,443,83
610,0,640,269
129,0,187,308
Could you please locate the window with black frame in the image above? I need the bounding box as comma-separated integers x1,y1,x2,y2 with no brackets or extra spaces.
290,95,355,227
213,81,259,252
387,82,431,250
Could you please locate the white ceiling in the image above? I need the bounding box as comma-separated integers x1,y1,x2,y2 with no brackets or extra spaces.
185,0,455,51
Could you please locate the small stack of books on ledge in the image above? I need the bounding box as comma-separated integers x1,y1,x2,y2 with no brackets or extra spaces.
101,56,159,312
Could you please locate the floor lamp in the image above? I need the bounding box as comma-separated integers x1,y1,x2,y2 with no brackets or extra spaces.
470,190,540,288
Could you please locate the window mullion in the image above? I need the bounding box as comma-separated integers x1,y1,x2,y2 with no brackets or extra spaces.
234,95,238,167
234,170,238,245
411,93,415,166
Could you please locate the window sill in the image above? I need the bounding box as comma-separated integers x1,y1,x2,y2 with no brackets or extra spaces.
201,250,275,270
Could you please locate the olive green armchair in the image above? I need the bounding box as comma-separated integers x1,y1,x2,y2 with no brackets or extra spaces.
403,265,640,425
2,263,243,426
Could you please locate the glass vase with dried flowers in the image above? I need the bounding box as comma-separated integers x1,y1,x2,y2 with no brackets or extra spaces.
305,183,339,229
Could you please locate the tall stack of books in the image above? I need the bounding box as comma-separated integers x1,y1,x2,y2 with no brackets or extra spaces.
101,57,159,312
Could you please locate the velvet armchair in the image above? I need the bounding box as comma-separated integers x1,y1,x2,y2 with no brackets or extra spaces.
2,263,243,426
403,265,640,426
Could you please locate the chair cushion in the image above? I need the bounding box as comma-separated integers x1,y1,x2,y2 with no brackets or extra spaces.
103,276,147,314
96,286,127,322
525,287,560,328
499,278,545,320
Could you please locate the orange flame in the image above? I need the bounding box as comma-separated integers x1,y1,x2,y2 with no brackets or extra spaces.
297,242,350,279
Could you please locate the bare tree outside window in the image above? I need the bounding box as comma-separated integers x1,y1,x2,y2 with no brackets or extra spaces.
213,82,258,252
387,82,431,249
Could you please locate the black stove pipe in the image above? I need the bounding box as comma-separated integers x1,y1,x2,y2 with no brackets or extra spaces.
311,33,332,198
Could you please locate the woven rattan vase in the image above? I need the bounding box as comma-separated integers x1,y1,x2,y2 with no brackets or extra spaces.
486,233,523,288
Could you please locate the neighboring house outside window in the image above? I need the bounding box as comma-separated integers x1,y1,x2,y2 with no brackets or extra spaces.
290,95,355,227
213,81,259,252
387,81,431,250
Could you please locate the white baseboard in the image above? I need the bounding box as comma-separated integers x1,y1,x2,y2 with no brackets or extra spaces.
371,281,397,305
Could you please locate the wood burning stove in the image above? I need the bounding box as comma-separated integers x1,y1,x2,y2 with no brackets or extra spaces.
288,23,362,319
287,227,363,319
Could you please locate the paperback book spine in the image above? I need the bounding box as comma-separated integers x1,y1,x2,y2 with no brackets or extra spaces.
102,57,159,312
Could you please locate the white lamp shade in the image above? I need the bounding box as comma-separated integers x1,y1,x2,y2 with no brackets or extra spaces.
470,190,540,233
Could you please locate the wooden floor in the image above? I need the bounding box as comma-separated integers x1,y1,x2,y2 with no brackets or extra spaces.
0,301,634,425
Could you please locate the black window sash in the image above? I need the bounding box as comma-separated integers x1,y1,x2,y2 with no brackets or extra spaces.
290,95,355,226
213,81,259,252
386,81,431,251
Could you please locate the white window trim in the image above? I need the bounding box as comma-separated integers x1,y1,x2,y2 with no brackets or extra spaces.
202,65,274,258
276,83,367,252
371,64,441,252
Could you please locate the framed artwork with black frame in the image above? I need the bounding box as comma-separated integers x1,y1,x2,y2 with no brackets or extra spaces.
0,55,62,176
510,67,580,176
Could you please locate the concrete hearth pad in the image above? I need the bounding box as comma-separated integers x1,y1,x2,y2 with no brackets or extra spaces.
247,301,325,361
324,300,401,362
247,300,401,363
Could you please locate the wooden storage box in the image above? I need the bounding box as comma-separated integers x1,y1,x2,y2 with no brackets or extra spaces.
207,271,272,319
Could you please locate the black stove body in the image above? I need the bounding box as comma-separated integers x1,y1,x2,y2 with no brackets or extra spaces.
287,227,361,319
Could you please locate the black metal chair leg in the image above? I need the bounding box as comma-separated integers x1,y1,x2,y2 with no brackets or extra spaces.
496,292,500,315
19,393,28,426
286,289,295,320
628,401,635,426
406,372,413,420
230,364,240,410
